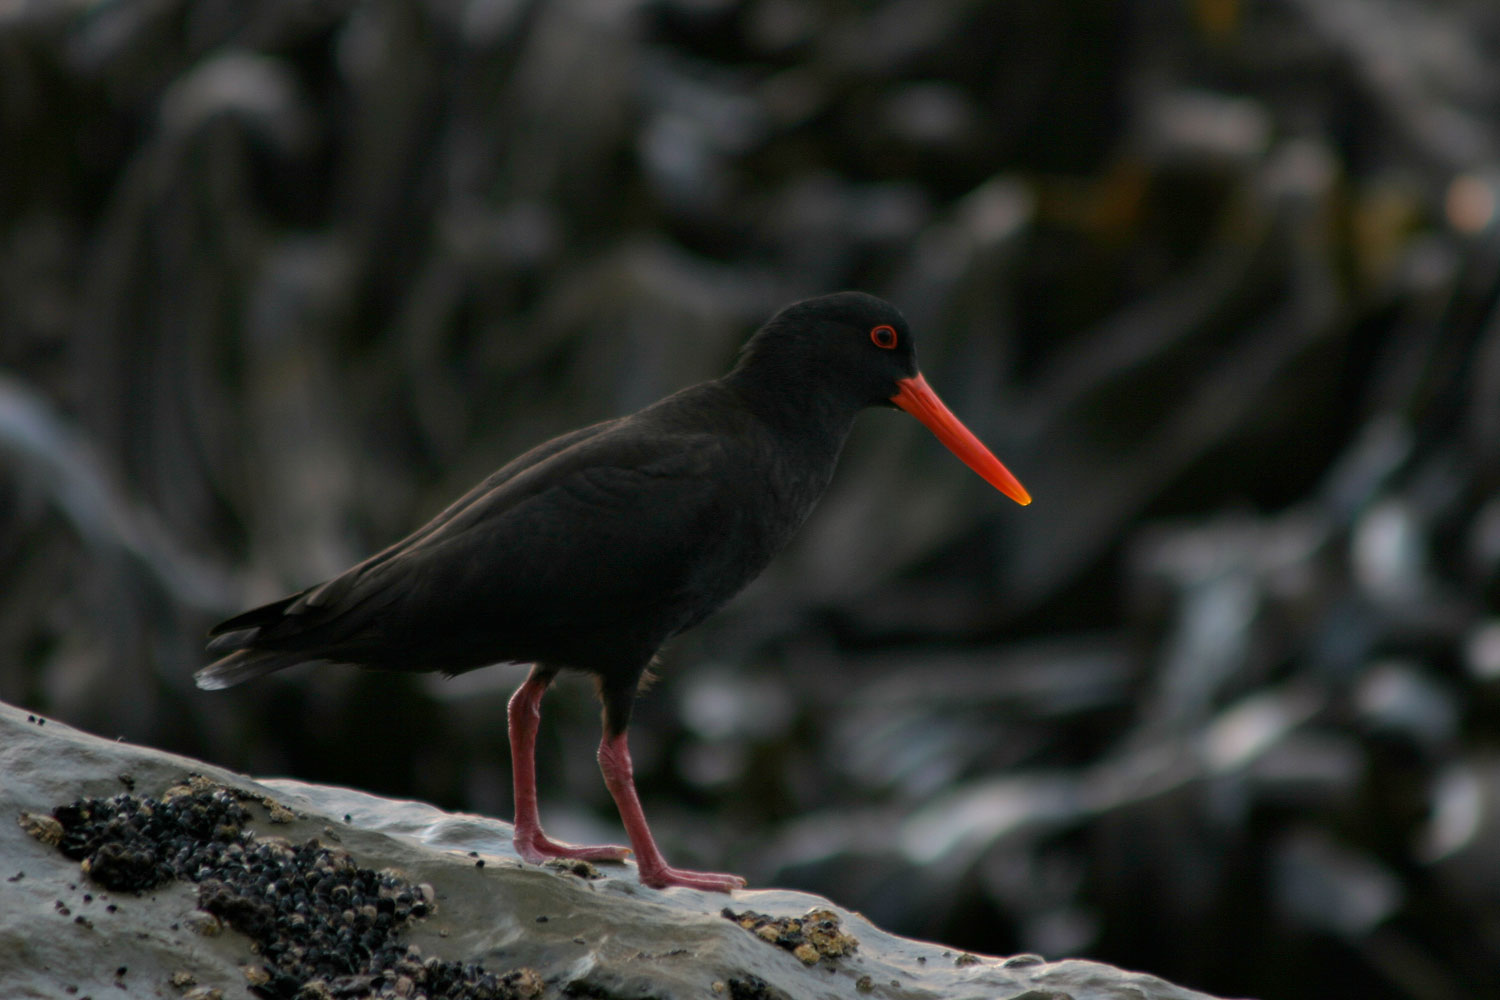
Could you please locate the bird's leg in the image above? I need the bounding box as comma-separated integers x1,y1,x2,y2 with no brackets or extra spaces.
508,668,632,864
597,730,747,892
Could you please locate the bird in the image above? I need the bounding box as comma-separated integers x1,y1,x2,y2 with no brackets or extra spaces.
197,291,1030,892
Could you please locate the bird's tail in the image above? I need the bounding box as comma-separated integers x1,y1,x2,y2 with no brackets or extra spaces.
198,590,326,690
195,647,323,690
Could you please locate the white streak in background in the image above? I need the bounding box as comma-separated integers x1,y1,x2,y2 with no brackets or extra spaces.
0,372,236,609
1355,661,1457,751
1352,498,1429,602
1464,620,1500,681
1202,687,1321,774
1273,828,1402,937
899,774,1081,866
1420,764,1484,862
159,52,310,152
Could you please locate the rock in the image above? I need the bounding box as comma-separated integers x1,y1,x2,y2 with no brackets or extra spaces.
0,701,1239,999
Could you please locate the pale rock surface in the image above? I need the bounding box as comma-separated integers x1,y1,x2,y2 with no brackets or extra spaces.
0,700,1241,1000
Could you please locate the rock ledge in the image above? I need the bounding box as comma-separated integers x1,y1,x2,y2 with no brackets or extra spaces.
0,701,1239,1000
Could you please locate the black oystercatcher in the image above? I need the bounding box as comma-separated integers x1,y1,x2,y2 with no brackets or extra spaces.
198,292,1030,892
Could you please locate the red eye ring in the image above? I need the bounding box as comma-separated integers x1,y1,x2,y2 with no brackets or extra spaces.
870,324,898,349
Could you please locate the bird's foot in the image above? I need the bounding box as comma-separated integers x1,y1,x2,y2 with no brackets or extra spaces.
514,829,632,865
636,864,747,893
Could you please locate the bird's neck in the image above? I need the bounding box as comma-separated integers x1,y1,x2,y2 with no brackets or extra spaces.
719,363,861,455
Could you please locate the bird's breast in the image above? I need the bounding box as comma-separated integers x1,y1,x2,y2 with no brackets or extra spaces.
663,417,847,637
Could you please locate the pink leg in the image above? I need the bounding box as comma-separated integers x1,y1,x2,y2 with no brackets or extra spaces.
598,730,746,892
508,669,631,864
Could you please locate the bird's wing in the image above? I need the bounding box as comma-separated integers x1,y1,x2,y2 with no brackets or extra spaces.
219,411,751,655
297,416,632,612
206,415,627,640
360,426,737,603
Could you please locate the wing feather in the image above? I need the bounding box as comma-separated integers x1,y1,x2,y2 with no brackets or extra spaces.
202,401,746,680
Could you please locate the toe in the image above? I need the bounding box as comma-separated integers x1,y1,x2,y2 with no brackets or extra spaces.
516,832,632,864
639,866,747,892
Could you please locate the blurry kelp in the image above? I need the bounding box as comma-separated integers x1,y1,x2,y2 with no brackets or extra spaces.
4,1,1500,998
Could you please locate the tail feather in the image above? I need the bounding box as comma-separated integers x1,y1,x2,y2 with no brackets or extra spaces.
205,627,261,656
195,648,324,690
208,593,306,637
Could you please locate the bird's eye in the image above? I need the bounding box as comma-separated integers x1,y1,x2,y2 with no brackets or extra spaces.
870,325,898,349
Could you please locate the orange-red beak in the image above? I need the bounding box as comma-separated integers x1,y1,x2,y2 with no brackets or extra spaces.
892,374,1031,506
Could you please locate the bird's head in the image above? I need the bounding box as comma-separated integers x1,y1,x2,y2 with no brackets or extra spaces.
735,292,1031,506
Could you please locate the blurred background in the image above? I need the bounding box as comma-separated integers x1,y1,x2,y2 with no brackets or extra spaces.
5,0,1500,997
